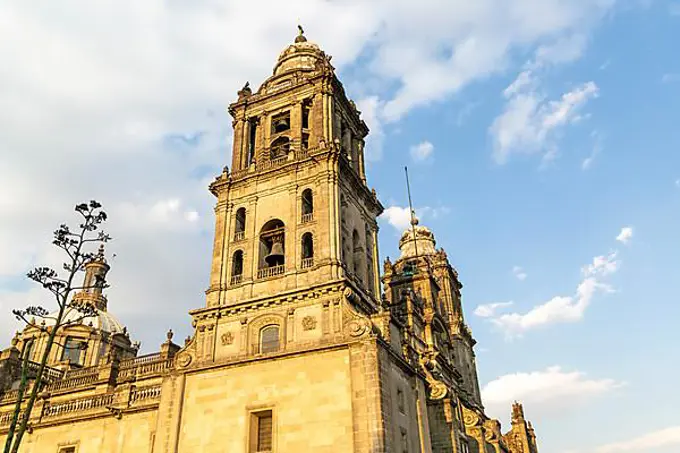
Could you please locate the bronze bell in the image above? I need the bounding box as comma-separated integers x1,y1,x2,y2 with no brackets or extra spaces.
265,241,285,267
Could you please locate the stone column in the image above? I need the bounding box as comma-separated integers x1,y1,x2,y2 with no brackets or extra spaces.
218,202,235,305
231,118,246,171
358,140,367,183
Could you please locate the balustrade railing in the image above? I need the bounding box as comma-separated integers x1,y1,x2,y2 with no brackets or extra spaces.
0,389,20,404
25,361,64,382
119,353,161,368
43,393,114,418
301,213,314,224
301,258,314,269
296,148,310,160
230,274,243,285
63,365,99,380
256,155,288,171
233,231,245,241
0,410,23,427
117,355,173,381
257,265,285,279
130,385,162,405
47,372,98,392
229,147,323,181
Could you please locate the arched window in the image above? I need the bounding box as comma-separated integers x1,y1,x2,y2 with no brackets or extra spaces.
301,189,313,223
231,250,244,285
61,337,86,365
22,338,35,361
301,233,314,268
352,229,364,283
258,219,285,277
247,117,258,166
260,325,280,354
270,136,290,160
234,208,246,241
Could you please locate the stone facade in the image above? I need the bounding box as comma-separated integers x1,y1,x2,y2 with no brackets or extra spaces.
0,29,539,453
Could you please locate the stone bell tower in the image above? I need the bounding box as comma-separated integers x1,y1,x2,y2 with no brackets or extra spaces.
204,26,382,310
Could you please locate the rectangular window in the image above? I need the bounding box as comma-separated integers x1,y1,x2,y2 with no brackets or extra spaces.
302,106,310,129
58,447,76,453
400,427,408,453
397,388,405,414
250,410,273,452
248,118,258,164
61,337,84,365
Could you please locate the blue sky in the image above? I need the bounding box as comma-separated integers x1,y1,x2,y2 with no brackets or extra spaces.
1,1,679,452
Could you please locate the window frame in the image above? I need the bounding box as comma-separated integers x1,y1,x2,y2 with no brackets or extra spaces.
61,336,85,365
259,325,280,354
248,408,275,453
57,445,78,453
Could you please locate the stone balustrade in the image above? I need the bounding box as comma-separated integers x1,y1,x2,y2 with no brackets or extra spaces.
44,393,115,418
257,265,286,279
47,372,99,392
117,354,174,381
130,385,162,405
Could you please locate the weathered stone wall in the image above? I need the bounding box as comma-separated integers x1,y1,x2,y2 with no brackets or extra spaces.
175,347,354,452
0,410,157,453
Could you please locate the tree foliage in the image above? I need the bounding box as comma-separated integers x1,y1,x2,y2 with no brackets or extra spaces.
3,200,111,453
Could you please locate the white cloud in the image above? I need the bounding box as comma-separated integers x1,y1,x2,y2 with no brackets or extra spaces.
503,70,535,98
513,265,528,281
474,301,514,318
592,426,680,453
482,366,624,422
379,205,451,232
583,251,620,277
0,0,621,348
381,206,414,231
491,278,613,337
582,138,603,170
490,250,620,338
490,79,599,164
356,96,385,162
410,141,434,162
535,34,589,65
616,227,633,245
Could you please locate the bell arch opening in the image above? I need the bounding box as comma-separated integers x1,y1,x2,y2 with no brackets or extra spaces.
259,219,285,272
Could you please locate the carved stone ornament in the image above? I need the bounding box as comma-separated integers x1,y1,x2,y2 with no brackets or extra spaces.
429,381,448,400
419,355,448,401
176,352,193,368
221,332,234,345
463,411,481,428
301,316,317,331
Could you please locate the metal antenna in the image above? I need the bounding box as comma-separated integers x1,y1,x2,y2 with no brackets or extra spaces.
405,166,420,264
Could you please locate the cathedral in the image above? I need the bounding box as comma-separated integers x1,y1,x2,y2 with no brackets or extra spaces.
0,30,539,453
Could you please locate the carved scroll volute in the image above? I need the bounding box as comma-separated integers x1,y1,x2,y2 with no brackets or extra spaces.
463,409,481,429
419,355,448,401
342,288,375,339
175,335,197,370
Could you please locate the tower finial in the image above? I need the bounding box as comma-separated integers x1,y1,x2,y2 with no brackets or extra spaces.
295,24,307,43
405,166,420,260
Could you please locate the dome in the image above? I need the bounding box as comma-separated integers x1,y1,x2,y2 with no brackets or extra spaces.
44,306,126,335
398,218,437,259
273,27,325,76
